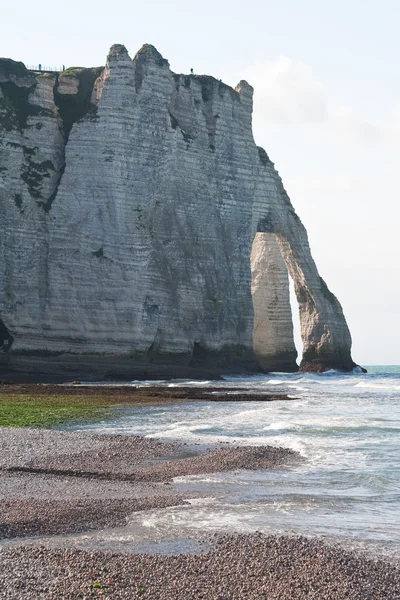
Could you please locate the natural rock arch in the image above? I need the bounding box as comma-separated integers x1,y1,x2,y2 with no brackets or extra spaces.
0,43,359,380
251,164,356,372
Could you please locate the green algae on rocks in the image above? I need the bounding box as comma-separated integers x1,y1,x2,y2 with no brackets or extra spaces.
0,394,110,427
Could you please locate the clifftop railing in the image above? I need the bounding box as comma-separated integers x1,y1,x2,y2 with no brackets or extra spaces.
27,65,64,73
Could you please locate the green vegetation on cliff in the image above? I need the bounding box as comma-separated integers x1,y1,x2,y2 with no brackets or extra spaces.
0,82,38,131
0,59,49,131
55,66,104,137
21,148,55,200
0,58,29,79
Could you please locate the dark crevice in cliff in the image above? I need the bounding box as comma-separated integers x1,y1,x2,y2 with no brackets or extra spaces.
319,277,336,305
193,75,240,103
37,156,65,213
0,318,14,352
20,147,55,200
43,67,103,213
0,81,54,132
92,247,104,258
293,283,313,308
36,237,50,321
54,67,103,140
172,72,180,91
170,74,237,152
283,197,302,225
257,146,271,166
169,111,178,130
13,193,22,211
182,130,194,146
197,76,214,103
172,72,240,104
168,111,194,148
257,146,302,226
10,143,60,212
198,83,218,152
257,214,274,233
134,60,144,93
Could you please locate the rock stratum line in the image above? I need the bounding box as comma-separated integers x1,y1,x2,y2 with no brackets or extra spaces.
0,44,360,380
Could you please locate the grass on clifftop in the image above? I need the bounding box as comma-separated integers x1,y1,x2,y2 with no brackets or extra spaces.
0,394,112,427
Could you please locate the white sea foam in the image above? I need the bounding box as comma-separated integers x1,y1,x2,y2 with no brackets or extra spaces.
354,381,400,390
186,497,218,506
67,367,400,554
168,381,211,387
264,421,299,431
288,385,309,391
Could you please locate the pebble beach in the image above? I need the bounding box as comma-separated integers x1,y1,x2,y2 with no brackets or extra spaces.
1,395,400,599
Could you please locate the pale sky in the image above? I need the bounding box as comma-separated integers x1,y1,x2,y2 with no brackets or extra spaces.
2,0,399,366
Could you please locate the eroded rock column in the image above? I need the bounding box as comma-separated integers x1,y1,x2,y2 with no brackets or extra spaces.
251,233,297,372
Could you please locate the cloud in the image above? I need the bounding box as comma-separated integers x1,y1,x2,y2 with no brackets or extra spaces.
244,56,400,146
245,56,328,124
285,175,375,195
382,107,400,145
330,106,382,144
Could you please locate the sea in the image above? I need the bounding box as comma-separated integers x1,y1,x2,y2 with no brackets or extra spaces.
51,366,400,557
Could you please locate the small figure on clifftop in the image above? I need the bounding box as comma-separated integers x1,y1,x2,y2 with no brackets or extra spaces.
190,68,194,74
38,63,42,71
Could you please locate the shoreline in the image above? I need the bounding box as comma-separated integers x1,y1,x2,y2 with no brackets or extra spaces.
0,427,299,540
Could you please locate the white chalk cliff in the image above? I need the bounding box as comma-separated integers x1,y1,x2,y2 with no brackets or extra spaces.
0,44,359,380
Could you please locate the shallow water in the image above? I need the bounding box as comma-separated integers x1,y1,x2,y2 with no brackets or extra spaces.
49,367,400,556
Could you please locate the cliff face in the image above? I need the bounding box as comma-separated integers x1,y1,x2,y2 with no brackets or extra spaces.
0,45,358,380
